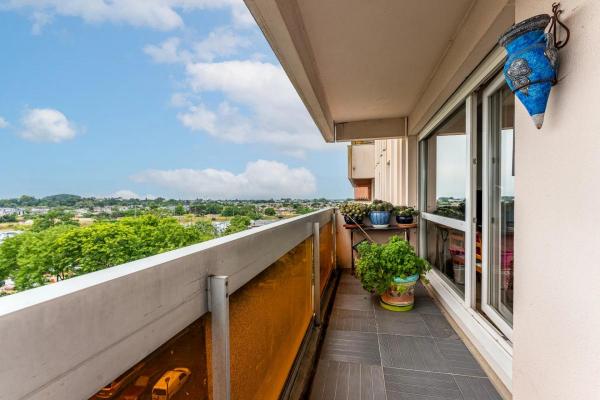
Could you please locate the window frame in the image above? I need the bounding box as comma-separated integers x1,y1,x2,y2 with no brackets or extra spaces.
481,72,514,340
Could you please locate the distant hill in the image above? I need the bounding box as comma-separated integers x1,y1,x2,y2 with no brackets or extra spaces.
41,194,82,206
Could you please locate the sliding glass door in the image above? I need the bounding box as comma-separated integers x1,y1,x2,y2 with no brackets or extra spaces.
482,74,515,339
419,71,515,341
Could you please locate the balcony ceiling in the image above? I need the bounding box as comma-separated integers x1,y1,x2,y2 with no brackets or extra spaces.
245,0,496,142
297,0,474,123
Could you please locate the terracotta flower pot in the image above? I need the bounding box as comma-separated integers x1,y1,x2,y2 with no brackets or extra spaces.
379,274,419,312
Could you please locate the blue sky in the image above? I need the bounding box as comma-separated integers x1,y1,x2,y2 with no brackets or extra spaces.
0,1,350,200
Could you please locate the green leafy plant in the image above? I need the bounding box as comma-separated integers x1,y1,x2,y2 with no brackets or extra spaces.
339,202,369,220
394,206,420,217
369,199,393,212
356,236,430,294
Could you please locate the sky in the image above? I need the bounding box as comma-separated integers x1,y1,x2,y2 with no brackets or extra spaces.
0,0,350,200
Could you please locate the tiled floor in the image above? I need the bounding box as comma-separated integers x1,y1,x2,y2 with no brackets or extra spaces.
309,271,502,400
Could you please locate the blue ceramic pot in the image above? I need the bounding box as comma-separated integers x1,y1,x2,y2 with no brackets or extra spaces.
369,211,391,228
395,215,414,225
499,14,556,129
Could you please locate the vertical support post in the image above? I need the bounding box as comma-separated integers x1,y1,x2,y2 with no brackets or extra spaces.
332,210,337,270
465,93,477,309
210,275,230,400
312,222,321,325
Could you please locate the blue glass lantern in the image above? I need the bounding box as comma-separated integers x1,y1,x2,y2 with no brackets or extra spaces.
500,14,559,129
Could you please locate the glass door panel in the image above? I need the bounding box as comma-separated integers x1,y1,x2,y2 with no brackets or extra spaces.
482,74,515,339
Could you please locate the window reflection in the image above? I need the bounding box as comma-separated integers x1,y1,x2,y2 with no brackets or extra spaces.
90,317,209,400
425,220,466,296
489,85,515,324
425,105,467,220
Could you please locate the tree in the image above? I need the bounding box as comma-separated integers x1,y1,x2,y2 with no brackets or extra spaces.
0,233,28,281
174,204,185,216
31,210,78,232
264,207,276,216
224,216,251,235
0,214,218,293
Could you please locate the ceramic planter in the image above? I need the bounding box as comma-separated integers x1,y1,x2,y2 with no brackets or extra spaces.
395,215,414,225
380,274,419,312
499,14,557,129
369,211,390,228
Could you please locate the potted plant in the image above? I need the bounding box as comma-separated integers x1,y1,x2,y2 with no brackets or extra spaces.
368,200,393,228
394,206,419,225
338,202,368,225
356,236,431,311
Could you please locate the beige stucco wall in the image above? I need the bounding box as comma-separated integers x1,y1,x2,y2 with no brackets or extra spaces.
513,0,600,398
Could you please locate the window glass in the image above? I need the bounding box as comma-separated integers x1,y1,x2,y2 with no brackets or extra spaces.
425,220,466,297
488,85,515,325
425,105,467,220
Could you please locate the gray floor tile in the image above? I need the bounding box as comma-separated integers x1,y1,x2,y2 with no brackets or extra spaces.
434,338,486,377
376,314,431,337
337,281,369,294
453,375,502,400
310,360,386,400
330,309,377,332
412,297,442,315
379,335,451,373
384,368,463,400
421,313,459,339
320,330,381,365
334,293,375,311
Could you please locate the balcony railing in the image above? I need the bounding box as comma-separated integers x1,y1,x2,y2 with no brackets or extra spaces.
0,208,336,400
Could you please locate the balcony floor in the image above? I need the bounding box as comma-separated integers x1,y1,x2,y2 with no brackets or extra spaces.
309,271,502,400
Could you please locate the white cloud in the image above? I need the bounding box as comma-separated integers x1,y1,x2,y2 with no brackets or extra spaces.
0,116,8,128
132,160,317,199
179,60,326,155
145,28,250,64
193,27,250,61
19,108,77,143
1,0,253,32
144,37,189,64
111,189,140,199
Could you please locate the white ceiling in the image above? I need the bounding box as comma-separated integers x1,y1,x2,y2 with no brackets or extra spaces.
296,0,475,123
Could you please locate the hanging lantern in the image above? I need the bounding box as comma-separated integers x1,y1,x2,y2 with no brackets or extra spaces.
499,3,570,129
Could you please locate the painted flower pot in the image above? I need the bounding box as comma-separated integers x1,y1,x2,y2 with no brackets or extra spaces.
369,211,391,228
343,215,363,225
499,14,557,129
380,274,419,312
395,215,414,225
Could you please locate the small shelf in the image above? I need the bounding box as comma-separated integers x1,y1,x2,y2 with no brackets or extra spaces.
343,223,417,230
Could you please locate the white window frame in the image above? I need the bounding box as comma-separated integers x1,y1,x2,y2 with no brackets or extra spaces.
481,72,514,341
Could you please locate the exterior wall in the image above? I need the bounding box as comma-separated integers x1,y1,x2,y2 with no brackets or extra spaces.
373,138,411,205
512,0,600,398
349,143,375,179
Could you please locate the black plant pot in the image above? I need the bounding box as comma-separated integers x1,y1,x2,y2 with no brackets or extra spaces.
344,215,363,225
395,215,414,225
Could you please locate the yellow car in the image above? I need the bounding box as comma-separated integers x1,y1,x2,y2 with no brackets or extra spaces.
151,368,191,400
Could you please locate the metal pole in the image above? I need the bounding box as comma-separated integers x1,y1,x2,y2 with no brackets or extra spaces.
210,275,230,400
312,222,321,325
332,210,337,270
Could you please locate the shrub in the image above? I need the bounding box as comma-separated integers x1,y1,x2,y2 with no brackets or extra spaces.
356,236,430,294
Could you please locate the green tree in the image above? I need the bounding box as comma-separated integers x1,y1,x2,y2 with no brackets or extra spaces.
224,216,251,235
174,204,186,216
264,207,276,216
0,233,28,281
14,225,78,289
31,210,78,232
